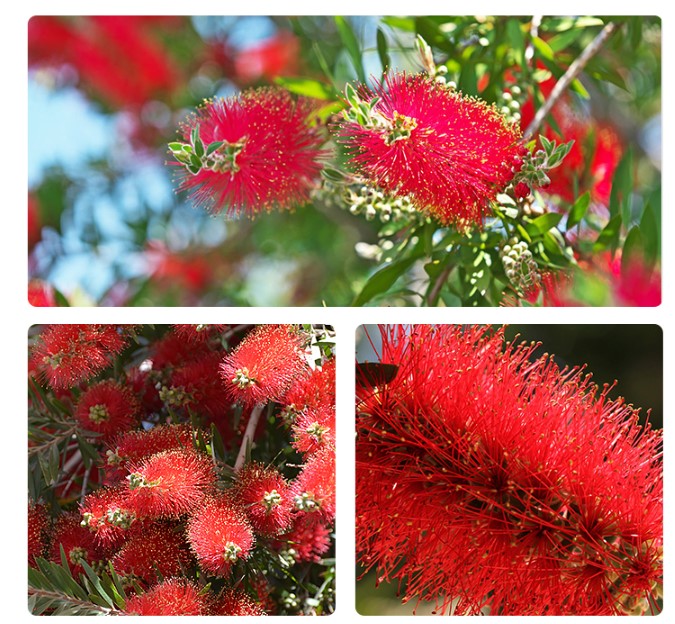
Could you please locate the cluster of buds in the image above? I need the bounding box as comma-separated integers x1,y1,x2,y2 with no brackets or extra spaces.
500,237,542,296
495,85,523,125
515,135,575,189
343,183,417,222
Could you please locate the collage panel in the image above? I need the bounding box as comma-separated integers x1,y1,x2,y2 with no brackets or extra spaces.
28,15,660,308
27,324,335,616
355,324,662,615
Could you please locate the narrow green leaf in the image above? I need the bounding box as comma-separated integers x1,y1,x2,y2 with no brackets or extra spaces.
639,202,659,268
621,226,644,277
80,560,114,609
567,191,591,229
609,147,633,222
532,36,555,60
506,19,525,66
593,215,622,252
275,76,336,100
334,16,366,83
206,140,225,156
530,212,563,234
376,28,390,71
352,257,419,306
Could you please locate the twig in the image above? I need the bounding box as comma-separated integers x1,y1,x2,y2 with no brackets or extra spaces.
234,404,265,472
80,464,91,505
523,21,617,140
426,264,453,306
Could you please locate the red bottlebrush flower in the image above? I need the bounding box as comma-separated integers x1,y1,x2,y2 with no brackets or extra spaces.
233,31,300,84
80,486,137,548
282,357,336,416
356,325,662,615
125,449,217,519
105,424,194,482
276,513,332,563
28,501,49,567
220,324,310,407
291,447,336,522
171,324,228,344
234,462,293,535
187,494,255,577
112,522,192,584
172,87,323,217
28,280,57,307
211,588,267,616
50,512,104,577
123,579,206,615
291,406,336,456
74,379,140,441
145,240,214,294
32,324,129,389
338,73,524,226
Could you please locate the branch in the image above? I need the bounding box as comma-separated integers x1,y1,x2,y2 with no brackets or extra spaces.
234,404,265,472
523,21,618,140
426,264,453,306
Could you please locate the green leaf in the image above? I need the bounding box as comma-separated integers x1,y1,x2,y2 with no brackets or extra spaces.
206,140,225,156
593,215,622,253
529,212,563,234
506,19,525,66
275,76,336,100
532,36,555,60
621,226,644,277
334,16,366,83
609,147,633,222
639,202,659,268
376,28,390,71
567,191,591,229
81,560,114,609
352,257,419,306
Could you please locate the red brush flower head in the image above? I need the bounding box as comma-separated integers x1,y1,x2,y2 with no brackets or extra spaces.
32,324,130,389
187,494,255,577
80,486,137,548
291,446,336,522
210,588,267,615
275,513,332,563
220,324,310,407
356,325,662,615
75,379,140,441
28,280,57,307
281,357,336,417
172,87,323,217
291,406,336,456
28,501,49,567
123,578,206,615
171,324,229,344
125,448,217,519
112,522,192,584
50,512,104,577
234,462,293,535
338,73,524,226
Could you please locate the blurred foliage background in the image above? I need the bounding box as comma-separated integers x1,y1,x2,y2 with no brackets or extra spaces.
355,323,662,614
28,15,660,306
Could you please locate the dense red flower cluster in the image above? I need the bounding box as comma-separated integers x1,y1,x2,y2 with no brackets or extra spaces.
338,73,525,226
356,325,662,615
28,324,335,615
174,87,324,217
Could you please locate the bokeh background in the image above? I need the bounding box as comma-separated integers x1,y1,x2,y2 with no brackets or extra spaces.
355,323,662,614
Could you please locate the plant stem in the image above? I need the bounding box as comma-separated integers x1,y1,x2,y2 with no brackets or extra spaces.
523,21,617,139
234,404,265,472
426,264,453,306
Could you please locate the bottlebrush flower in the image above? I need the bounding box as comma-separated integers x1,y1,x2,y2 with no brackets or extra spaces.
337,73,524,226
233,462,293,535
28,280,57,307
187,494,255,577
32,325,130,389
211,588,268,615
171,324,229,344
276,513,332,563
125,448,216,518
50,512,104,577
291,447,336,521
123,578,206,615
291,406,336,456
112,522,192,584
281,357,336,417
220,324,309,407
171,87,323,217
80,486,137,548
356,325,662,615
28,501,49,567
75,379,140,441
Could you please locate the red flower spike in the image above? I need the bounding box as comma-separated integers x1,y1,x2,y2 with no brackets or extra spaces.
220,324,310,407
338,73,524,226
32,325,130,389
49,512,104,577
356,325,662,615
291,406,336,456
211,588,267,616
28,280,57,307
80,486,137,548
234,462,293,535
187,494,254,577
282,357,336,416
28,501,49,567
123,578,206,615
174,87,323,217
112,522,192,584
171,324,229,343
74,379,140,441
275,513,332,563
291,446,336,522
125,448,217,519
